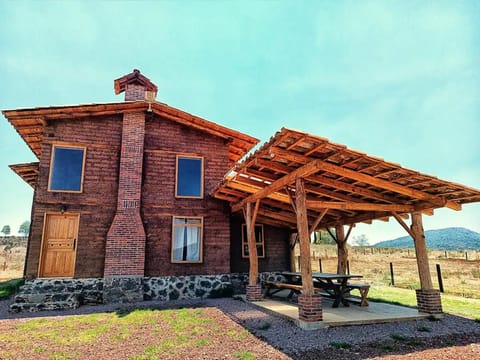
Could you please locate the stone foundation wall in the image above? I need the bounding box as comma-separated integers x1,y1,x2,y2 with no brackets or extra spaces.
18,272,284,305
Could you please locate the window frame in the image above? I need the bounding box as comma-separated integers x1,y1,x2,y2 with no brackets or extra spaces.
241,224,265,259
175,155,204,199
171,216,204,264
47,144,87,193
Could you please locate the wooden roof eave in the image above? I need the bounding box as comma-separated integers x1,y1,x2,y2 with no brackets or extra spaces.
3,101,259,163
9,162,39,188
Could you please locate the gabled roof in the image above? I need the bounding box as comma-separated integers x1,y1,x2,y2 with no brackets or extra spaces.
114,69,158,95
2,101,259,166
9,162,39,188
213,128,480,229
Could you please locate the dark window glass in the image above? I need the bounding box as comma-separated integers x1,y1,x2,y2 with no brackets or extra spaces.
241,224,265,258
177,157,202,197
49,146,85,191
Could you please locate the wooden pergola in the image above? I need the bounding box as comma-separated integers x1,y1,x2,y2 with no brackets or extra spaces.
213,128,480,324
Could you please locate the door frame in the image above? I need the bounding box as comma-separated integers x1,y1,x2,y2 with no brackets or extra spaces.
37,212,80,278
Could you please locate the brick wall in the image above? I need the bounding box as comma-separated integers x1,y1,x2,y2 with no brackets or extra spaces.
25,111,235,279
230,216,290,273
25,116,122,278
142,115,231,276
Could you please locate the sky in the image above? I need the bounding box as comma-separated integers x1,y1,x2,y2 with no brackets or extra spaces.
0,0,479,243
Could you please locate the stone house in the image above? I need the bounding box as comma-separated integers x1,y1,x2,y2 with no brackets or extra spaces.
3,70,291,309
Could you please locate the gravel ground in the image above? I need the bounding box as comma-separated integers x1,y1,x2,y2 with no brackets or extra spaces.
1,297,479,359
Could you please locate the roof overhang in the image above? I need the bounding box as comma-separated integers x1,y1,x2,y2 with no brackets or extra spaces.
2,101,259,166
9,162,39,188
212,128,480,229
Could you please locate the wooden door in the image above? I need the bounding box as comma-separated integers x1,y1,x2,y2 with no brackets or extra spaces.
39,213,79,278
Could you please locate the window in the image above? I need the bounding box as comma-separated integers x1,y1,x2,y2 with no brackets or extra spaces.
241,224,265,258
172,217,203,263
176,155,203,198
48,145,86,192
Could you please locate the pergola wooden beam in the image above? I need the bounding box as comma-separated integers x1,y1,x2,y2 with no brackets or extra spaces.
309,209,328,235
391,211,415,238
270,147,461,210
231,159,323,212
306,201,415,212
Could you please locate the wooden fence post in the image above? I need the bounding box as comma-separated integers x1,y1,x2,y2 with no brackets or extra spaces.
318,258,323,273
436,264,444,293
390,262,395,286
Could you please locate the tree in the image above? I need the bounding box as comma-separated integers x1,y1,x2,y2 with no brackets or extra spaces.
312,229,336,245
352,234,369,247
18,221,30,238
1,225,11,238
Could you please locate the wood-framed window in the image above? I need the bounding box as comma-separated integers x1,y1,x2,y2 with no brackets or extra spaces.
171,216,203,263
48,145,86,193
175,155,204,198
241,224,265,258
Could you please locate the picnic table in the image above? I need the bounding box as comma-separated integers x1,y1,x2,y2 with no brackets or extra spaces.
277,271,369,308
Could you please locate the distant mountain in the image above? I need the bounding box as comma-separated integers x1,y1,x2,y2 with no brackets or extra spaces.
374,227,480,250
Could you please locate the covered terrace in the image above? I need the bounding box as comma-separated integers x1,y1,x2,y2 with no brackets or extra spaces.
213,128,480,329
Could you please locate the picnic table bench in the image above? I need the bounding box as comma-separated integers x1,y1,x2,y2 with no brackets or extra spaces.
264,281,303,299
272,272,370,308
346,282,370,307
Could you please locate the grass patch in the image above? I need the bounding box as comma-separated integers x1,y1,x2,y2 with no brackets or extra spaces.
475,318,480,323
0,307,277,359
330,341,352,349
368,285,480,319
233,351,255,360
390,333,407,341
255,321,271,330
417,325,431,332
0,278,24,300
378,341,396,351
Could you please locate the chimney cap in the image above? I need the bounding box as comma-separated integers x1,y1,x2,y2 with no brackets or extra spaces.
114,69,158,95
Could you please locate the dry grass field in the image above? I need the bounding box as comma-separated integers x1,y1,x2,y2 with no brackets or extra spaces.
0,245,25,281
306,245,480,299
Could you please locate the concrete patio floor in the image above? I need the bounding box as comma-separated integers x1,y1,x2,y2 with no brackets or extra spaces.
249,292,431,329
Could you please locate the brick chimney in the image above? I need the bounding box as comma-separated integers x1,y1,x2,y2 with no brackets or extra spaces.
103,70,157,301
113,69,158,102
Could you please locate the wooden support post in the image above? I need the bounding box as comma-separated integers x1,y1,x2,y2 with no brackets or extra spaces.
411,212,433,289
289,233,297,272
245,202,259,286
295,178,314,295
335,225,348,275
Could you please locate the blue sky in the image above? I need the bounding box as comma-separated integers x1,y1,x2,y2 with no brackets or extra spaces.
0,0,479,243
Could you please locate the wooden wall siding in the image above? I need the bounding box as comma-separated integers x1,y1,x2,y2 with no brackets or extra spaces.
142,115,232,276
25,116,122,279
230,216,290,273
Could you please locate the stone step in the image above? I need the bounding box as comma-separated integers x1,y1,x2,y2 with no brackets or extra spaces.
19,279,103,295
9,298,81,313
14,290,102,305
14,292,78,304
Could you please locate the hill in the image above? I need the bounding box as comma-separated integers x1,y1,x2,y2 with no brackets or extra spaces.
374,227,480,250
